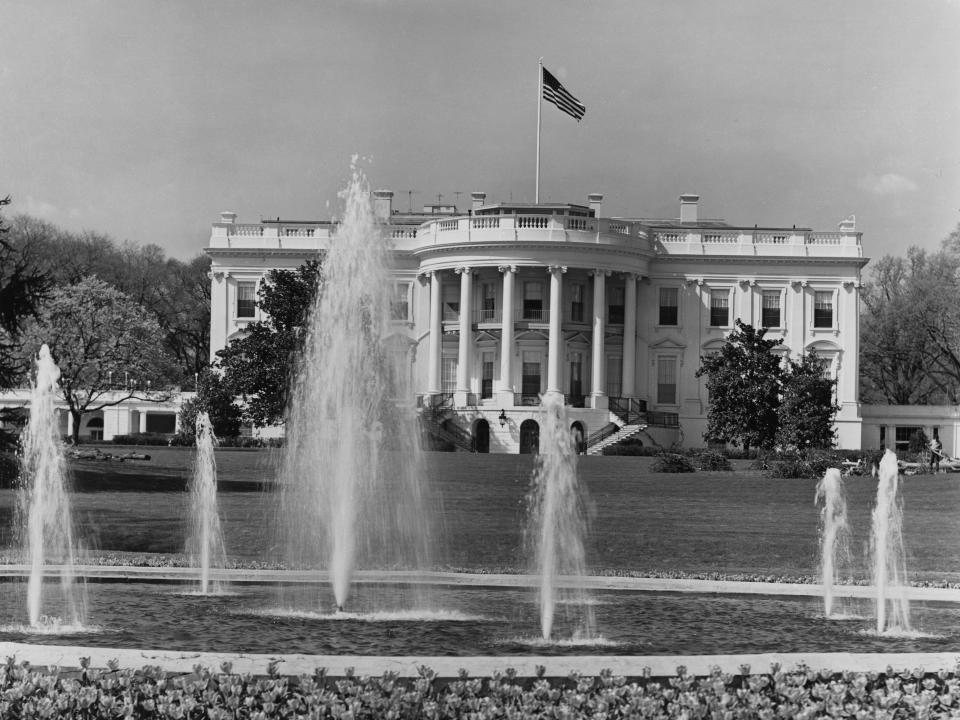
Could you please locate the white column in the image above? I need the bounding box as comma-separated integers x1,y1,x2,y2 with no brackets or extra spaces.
427,271,442,394
66,410,74,438
498,265,516,403
590,269,608,409
138,411,147,433
455,266,473,403
622,272,638,397
546,265,566,396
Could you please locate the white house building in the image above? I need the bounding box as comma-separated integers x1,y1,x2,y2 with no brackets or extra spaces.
207,190,868,454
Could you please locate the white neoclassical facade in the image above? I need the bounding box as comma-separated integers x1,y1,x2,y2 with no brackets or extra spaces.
207,191,867,453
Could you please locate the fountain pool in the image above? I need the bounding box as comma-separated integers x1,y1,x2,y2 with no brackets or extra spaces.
1,578,959,656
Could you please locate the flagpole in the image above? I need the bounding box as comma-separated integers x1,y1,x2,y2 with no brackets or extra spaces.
535,57,543,204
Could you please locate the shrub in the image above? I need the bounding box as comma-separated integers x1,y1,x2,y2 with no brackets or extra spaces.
694,451,732,471
111,433,174,446
650,453,695,472
602,442,660,457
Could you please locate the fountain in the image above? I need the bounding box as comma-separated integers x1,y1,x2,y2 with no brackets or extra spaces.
276,164,432,612
526,394,594,641
815,467,850,618
870,449,911,633
186,411,226,594
17,344,85,628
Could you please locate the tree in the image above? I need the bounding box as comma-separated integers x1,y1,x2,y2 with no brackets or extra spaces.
217,261,321,427
19,277,175,444
0,197,51,449
7,216,211,385
860,223,960,404
176,368,242,441
696,321,783,454
777,352,839,450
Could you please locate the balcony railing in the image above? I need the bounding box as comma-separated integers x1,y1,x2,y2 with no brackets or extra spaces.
514,393,541,407
609,397,647,425
646,411,680,427
564,394,586,408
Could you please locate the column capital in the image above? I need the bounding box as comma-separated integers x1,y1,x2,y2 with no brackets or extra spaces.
842,280,861,290
546,265,567,276
454,266,472,275
417,270,434,285
590,268,612,277
791,279,809,289
497,264,517,274
739,278,756,288
685,277,704,287
622,271,640,281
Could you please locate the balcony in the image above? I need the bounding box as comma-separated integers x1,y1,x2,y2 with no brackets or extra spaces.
652,228,862,259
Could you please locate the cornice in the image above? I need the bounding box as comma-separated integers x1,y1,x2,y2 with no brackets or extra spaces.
412,242,654,261
650,254,870,268
205,247,325,258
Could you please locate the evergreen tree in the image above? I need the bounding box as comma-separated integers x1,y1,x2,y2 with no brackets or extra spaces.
777,352,839,450
216,261,321,427
695,320,783,454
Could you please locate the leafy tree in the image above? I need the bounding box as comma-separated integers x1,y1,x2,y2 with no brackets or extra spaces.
217,261,321,427
776,352,839,450
696,321,783,454
176,368,242,441
0,199,51,389
19,277,175,444
7,216,211,384
860,223,960,404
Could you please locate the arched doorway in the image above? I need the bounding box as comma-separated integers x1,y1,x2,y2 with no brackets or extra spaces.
519,419,540,454
570,421,585,455
474,419,490,453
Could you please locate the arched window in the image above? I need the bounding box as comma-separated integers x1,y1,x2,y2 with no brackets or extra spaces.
519,419,540,454
570,421,585,454
473,419,490,453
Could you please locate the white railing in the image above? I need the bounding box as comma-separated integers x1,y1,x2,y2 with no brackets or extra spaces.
390,229,417,239
566,217,591,231
283,228,315,237
702,232,739,243
808,233,843,244
756,233,789,244
438,219,459,231
656,232,687,242
471,217,500,229
517,216,549,229
228,225,264,237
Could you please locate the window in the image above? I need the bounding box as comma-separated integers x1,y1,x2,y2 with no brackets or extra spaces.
658,287,678,326
570,283,585,322
391,283,410,321
441,357,457,393
814,291,833,328
606,356,622,397
442,282,459,321
709,291,729,327
894,426,921,453
481,354,494,399
657,356,677,405
236,281,256,318
481,283,496,321
521,351,541,397
523,282,544,320
608,286,625,324
761,291,781,328
569,352,583,397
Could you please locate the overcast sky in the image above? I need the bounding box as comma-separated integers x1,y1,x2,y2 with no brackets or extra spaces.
2,0,958,262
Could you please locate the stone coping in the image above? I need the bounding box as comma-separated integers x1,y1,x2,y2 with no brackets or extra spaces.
1,643,959,678
2,565,960,603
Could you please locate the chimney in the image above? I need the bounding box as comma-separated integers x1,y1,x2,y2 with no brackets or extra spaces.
679,194,699,223
838,214,856,232
219,211,237,224
471,191,487,211
587,193,603,217
373,190,394,221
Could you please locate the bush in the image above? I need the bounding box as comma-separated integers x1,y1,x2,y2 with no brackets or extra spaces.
602,441,661,457
111,433,174,446
650,453,696,472
694,451,732,471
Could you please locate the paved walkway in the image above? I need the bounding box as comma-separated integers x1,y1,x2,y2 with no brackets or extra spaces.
1,642,959,678
2,565,959,603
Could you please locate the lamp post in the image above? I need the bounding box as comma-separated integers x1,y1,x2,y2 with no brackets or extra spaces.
498,409,508,428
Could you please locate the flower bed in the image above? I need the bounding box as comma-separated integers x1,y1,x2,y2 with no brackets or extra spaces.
2,657,960,719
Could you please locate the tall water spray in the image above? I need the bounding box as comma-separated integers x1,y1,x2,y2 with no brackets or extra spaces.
186,412,226,594
526,394,594,641
815,468,850,618
277,166,431,611
870,449,911,633
18,345,84,627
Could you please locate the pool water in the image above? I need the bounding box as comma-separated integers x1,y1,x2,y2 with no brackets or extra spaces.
2,581,959,656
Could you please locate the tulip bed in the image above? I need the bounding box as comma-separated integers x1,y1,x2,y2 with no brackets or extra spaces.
3,657,960,719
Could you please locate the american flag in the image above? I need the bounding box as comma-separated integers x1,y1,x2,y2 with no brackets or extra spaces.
542,66,585,121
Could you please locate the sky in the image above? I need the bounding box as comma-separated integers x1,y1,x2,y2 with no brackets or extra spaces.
1,0,958,263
